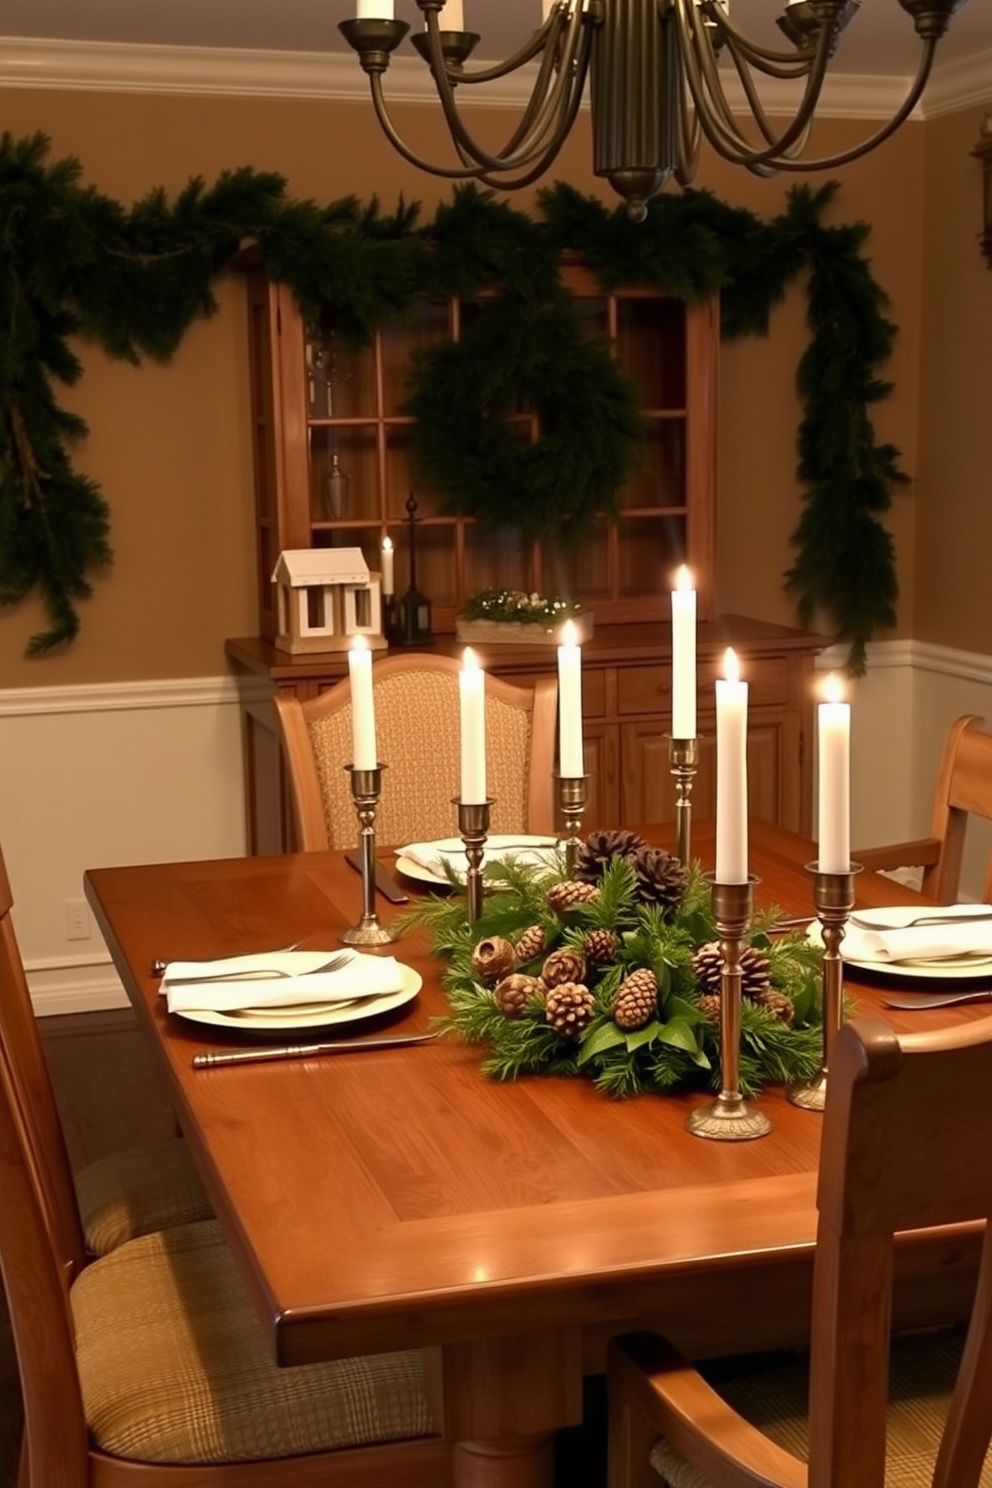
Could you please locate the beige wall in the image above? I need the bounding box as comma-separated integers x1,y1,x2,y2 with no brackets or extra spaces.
916,106,992,655
0,91,935,684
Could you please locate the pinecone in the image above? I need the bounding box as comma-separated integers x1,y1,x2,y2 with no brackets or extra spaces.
613,968,658,1030
494,973,545,1018
541,946,588,988
629,846,689,916
583,927,620,965
697,993,722,1023
545,982,596,1038
514,924,547,963
546,880,601,915
574,830,647,885
692,942,772,1002
471,935,517,985
751,986,796,1025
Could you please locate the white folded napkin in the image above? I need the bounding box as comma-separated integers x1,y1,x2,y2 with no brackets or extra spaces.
844,906,992,964
162,950,405,1014
398,835,559,877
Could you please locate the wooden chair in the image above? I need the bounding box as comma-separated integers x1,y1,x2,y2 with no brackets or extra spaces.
607,1012,992,1488
0,904,450,1487
275,652,558,849
853,714,992,904
0,841,212,1261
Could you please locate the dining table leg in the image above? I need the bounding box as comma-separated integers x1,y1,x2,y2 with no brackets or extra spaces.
425,1328,583,1488
452,1434,556,1488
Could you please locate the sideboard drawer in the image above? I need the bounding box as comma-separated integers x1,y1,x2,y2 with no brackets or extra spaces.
617,655,791,716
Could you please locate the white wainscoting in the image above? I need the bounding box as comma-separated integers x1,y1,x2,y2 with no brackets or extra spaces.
0,677,248,1015
3,645,991,1015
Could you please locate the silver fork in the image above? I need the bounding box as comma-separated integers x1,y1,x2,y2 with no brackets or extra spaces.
161,952,353,986
151,934,316,977
848,910,992,932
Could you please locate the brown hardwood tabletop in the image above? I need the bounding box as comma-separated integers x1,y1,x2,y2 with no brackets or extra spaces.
84,821,991,1487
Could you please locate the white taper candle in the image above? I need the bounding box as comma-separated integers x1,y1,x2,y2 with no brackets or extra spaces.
715,648,748,884
817,674,851,873
459,647,487,803
348,636,377,770
557,620,584,777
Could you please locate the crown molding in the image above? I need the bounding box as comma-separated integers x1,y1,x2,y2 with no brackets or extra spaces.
2,33,990,117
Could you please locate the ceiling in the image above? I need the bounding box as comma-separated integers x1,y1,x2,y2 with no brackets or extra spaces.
2,0,990,82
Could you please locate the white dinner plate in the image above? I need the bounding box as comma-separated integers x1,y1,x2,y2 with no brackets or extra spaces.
172,965,422,1033
395,835,560,887
808,913,992,981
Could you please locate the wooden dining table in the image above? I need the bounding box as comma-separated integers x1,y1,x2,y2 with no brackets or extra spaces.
84,820,992,1488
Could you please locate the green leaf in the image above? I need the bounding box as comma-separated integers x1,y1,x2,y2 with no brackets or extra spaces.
577,1018,627,1065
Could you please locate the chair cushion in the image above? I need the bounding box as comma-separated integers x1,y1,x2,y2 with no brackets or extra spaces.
71,1218,434,1464
75,1137,213,1256
649,1329,992,1488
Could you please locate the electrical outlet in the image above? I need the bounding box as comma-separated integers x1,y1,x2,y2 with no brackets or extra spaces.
65,898,91,942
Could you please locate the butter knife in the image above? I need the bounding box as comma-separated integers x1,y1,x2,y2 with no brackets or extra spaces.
345,850,409,903
192,1031,434,1067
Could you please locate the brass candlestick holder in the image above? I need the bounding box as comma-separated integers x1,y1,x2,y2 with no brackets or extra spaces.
687,877,772,1141
788,862,861,1111
556,773,589,876
668,735,699,869
456,798,492,924
340,765,400,946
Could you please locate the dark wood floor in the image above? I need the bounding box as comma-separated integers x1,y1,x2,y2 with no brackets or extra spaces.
1,1010,608,1487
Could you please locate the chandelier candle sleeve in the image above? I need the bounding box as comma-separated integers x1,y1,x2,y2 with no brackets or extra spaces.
671,565,697,739
817,676,851,873
357,0,393,17
439,0,464,28
715,648,748,885
348,636,377,770
459,647,486,804
558,621,584,777
381,536,394,598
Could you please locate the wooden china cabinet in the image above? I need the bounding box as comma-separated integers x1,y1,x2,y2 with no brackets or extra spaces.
228,256,823,854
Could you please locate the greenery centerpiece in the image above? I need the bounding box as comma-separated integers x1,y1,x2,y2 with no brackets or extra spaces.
456,587,591,643
401,831,824,1098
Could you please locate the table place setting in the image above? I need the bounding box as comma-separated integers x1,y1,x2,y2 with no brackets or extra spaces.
808,905,992,976
395,835,561,886
159,949,421,1031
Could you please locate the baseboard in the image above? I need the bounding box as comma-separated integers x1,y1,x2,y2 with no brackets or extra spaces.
27,956,129,1017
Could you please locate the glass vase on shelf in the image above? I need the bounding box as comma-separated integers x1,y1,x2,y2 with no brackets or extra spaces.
318,449,350,521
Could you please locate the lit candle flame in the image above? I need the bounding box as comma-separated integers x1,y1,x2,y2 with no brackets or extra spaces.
723,647,740,685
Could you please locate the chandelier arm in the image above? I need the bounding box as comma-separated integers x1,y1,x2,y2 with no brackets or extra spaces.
486,13,592,162
750,39,940,172
680,0,836,168
446,9,565,85
368,74,486,179
417,6,588,174
704,4,841,72
674,89,702,187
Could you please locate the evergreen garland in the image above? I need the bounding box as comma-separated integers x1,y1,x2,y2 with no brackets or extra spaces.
399,847,824,1098
1,133,904,667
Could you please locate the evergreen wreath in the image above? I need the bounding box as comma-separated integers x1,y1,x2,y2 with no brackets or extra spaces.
399,832,824,1099
1,132,903,669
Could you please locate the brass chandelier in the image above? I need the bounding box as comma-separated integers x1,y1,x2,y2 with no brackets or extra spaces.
340,0,966,221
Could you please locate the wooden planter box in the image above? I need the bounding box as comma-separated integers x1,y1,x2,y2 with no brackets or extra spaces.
455,614,594,645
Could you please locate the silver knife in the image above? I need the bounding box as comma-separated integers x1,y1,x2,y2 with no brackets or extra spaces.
345,850,409,903
192,1031,434,1067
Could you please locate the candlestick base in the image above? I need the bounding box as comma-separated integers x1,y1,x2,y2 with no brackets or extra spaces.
340,765,400,947
687,877,771,1141
555,773,589,876
455,798,493,924
787,862,861,1110
667,735,698,869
